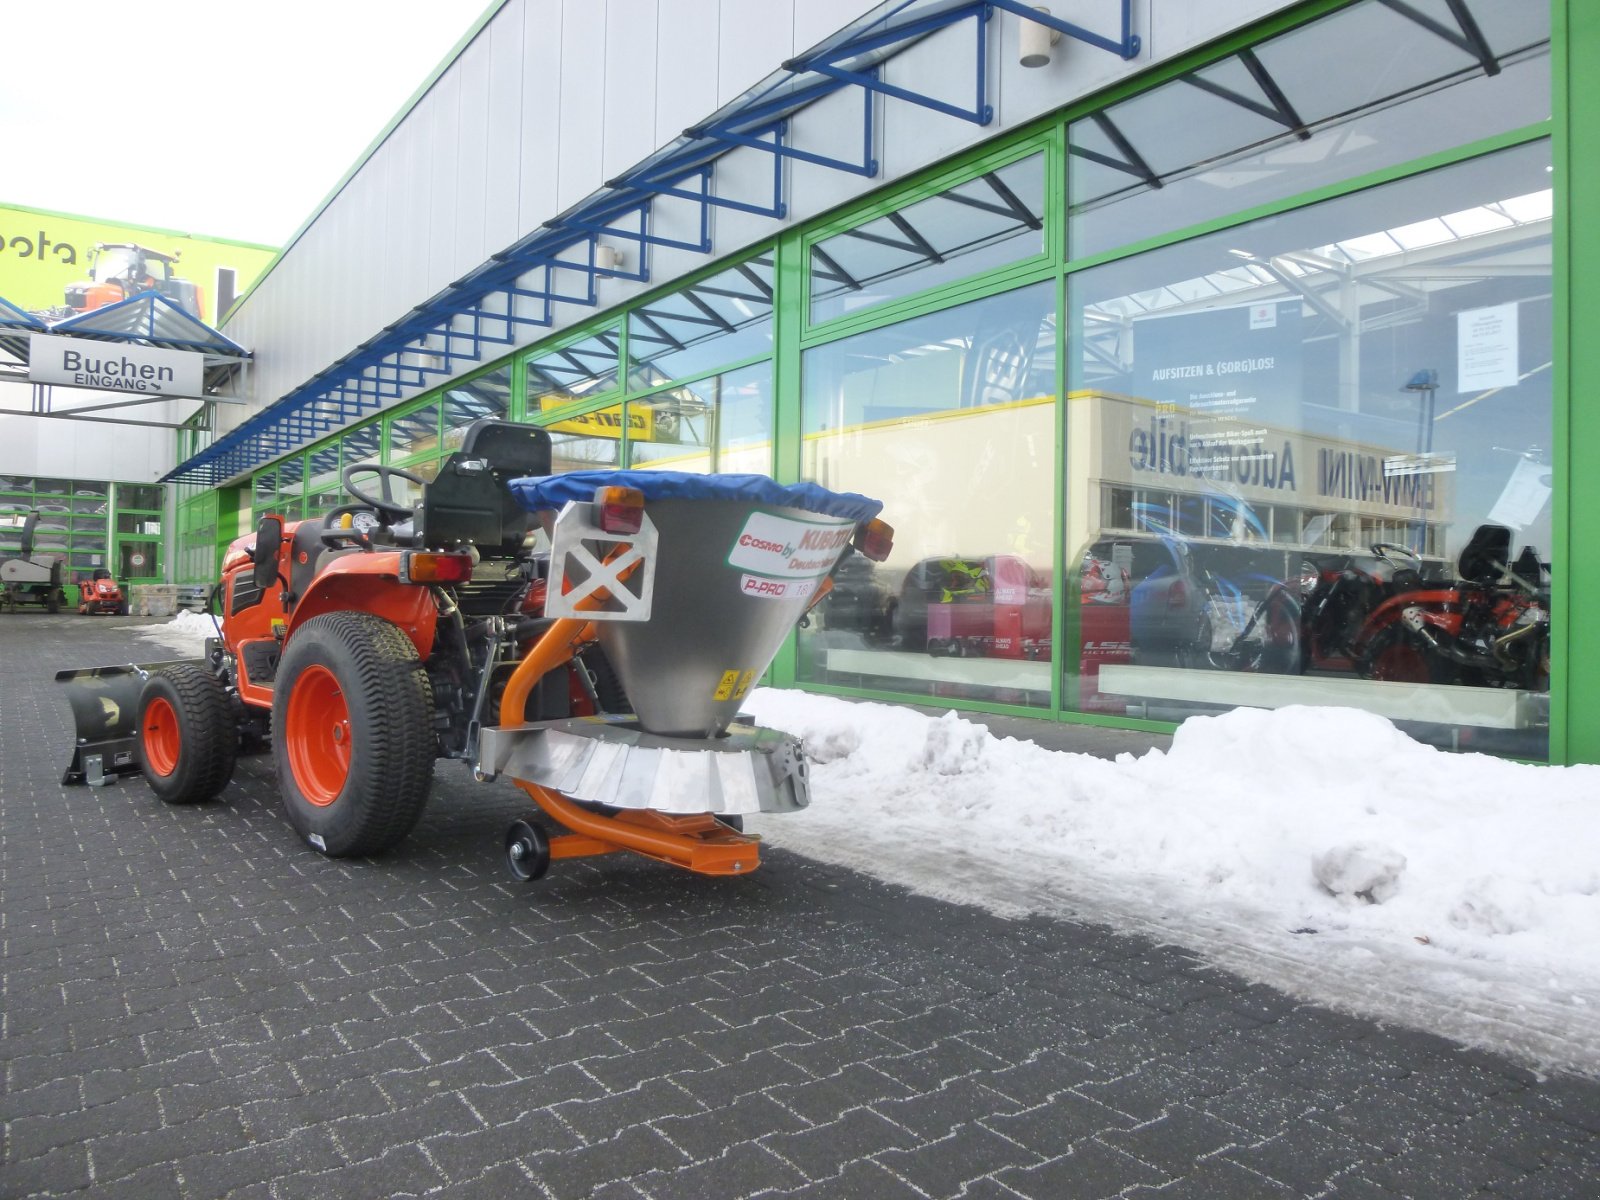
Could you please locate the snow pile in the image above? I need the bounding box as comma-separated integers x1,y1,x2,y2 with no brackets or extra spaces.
132,608,221,656
744,690,1600,1076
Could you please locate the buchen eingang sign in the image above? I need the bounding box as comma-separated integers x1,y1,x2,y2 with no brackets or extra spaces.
28,333,203,398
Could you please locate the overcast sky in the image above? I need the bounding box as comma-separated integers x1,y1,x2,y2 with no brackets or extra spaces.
0,0,490,247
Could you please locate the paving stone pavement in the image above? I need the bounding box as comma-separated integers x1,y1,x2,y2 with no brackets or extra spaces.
3,614,1598,1200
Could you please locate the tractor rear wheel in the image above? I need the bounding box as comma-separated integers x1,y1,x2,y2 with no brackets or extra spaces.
137,664,238,804
273,611,434,857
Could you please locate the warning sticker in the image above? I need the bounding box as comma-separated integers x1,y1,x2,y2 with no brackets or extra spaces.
739,574,817,601
734,670,757,700
728,511,853,579
713,670,740,701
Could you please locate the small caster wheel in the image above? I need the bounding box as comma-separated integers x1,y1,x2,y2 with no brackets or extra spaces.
505,817,551,882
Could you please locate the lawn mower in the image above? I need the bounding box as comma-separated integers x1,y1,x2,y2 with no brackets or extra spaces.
59,418,891,881
77,568,130,615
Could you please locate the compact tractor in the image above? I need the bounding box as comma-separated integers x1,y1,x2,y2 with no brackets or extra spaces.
60,419,890,880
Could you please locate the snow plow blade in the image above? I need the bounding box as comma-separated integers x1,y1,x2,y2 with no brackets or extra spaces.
57,660,200,786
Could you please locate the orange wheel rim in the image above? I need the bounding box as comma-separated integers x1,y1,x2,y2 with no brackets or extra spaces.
142,696,180,777
285,664,351,807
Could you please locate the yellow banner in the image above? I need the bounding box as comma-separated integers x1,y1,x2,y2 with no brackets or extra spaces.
0,203,277,325
539,398,654,441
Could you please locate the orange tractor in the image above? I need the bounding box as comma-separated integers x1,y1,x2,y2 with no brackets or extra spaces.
60,419,890,880
64,243,205,320
77,568,129,615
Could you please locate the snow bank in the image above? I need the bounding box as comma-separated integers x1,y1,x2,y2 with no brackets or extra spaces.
744,690,1600,1077
131,608,222,656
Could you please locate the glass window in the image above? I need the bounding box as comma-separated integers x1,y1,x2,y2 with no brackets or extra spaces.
116,484,163,511
305,442,342,515
546,428,622,474
117,513,163,536
811,152,1046,324
627,256,775,388
442,366,512,452
1065,141,1552,757
1069,0,1549,258
626,362,773,475
342,423,382,468
526,327,622,415
253,470,277,512
799,282,1057,706
275,455,305,517
388,401,441,462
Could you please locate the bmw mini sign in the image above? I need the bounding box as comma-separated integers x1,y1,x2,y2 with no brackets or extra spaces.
29,333,204,399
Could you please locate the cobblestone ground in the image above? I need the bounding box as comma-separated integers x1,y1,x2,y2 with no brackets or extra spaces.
3,614,1598,1199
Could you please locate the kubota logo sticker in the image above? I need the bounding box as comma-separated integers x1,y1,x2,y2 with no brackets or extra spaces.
728,512,853,579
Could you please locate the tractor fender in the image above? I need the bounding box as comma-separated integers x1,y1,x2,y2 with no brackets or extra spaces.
287,553,438,660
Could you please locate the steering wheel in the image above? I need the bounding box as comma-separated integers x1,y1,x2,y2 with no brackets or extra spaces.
342,463,426,522
1370,542,1422,569
320,502,383,549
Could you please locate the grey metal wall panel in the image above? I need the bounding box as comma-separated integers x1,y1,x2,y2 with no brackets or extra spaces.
792,0,880,55
426,70,466,299
558,0,608,213
718,0,795,108
655,0,721,147
604,0,661,183
454,34,494,284
519,0,563,237
485,7,526,253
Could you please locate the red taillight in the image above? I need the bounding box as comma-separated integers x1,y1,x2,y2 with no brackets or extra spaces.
402,551,474,584
1169,580,1188,608
852,518,894,562
596,486,645,534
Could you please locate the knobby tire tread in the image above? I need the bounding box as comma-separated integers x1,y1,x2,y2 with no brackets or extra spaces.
143,664,238,805
275,611,435,857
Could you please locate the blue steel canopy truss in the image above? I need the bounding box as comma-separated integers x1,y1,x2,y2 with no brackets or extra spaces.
166,0,1139,485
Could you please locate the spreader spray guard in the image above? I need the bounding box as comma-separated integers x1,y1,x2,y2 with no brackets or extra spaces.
56,419,890,885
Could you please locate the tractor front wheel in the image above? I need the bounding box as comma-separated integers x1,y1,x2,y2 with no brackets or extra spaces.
273,612,435,857
137,664,238,804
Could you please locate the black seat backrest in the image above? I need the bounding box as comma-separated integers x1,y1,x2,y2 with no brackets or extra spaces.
417,419,553,556
19,511,37,558
1458,524,1512,584
459,418,552,475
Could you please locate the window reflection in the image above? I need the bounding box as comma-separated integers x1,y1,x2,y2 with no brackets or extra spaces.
526,328,622,414
1066,142,1552,757
626,363,772,475
811,153,1045,324
442,367,512,452
628,257,774,388
388,401,441,463
799,283,1057,707
1069,0,1549,257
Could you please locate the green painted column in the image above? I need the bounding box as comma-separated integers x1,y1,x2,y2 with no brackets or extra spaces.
1555,0,1598,764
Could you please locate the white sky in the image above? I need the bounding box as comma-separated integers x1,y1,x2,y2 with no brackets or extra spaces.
137,611,1600,1080
0,1,491,246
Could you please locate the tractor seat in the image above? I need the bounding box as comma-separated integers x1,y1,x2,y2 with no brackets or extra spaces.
1457,523,1513,584
417,419,552,558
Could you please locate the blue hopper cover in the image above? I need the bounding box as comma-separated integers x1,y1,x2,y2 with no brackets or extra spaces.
509,470,883,523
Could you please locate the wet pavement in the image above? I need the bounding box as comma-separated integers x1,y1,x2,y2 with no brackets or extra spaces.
3,614,1597,1198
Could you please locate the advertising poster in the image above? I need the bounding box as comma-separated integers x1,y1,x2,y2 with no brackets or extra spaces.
0,202,277,325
